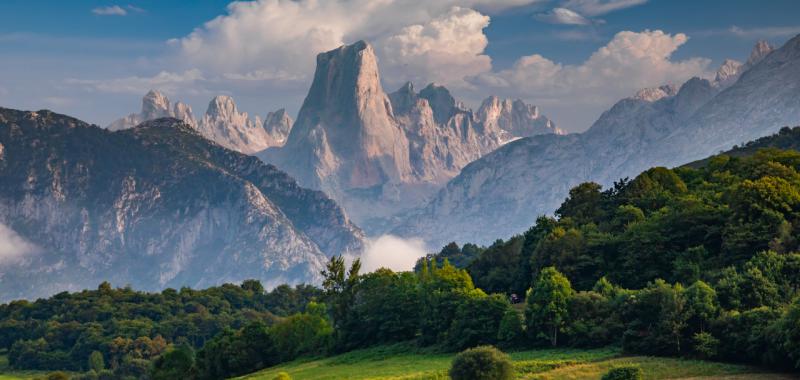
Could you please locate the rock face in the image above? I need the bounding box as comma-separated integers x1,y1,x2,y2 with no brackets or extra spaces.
0,109,364,301
395,37,800,248
263,108,293,146
476,96,563,140
195,95,276,154
259,41,559,228
109,91,292,154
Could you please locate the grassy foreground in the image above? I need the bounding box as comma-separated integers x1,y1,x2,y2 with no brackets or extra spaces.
235,344,790,380
0,353,54,380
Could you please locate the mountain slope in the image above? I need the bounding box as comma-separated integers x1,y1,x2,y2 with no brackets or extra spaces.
0,108,363,301
396,37,799,247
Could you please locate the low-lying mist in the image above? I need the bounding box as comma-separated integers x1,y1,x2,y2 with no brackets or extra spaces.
358,234,429,273
0,223,38,264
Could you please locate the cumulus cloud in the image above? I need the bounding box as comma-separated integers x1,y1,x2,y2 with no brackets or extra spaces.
469,30,711,129
92,5,127,16
66,69,206,95
0,223,37,265
170,0,532,91
377,7,492,89
535,8,591,25
359,235,429,273
70,1,710,132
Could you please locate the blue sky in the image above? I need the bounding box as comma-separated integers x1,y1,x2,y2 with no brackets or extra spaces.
1,0,799,132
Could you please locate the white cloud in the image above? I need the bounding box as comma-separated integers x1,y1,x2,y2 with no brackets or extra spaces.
535,8,591,25
360,235,428,273
561,0,647,16
171,0,533,91
67,1,711,133
469,30,711,129
727,25,800,39
377,7,492,89
66,69,205,95
126,4,145,13
0,223,37,265
92,5,127,16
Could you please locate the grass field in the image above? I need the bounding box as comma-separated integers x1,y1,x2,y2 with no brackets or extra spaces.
235,344,792,380
1,346,793,380
0,353,53,380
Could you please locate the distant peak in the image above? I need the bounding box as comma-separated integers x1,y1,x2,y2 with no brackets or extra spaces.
747,40,774,66
141,89,172,119
206,95,239,118
632,84,678,102
713,59,743,86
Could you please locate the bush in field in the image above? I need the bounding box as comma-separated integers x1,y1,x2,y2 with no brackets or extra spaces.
273,372,292,380
449,346,513,380
601,365,643,380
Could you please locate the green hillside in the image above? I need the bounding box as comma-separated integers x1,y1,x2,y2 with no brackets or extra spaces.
235,344,785,380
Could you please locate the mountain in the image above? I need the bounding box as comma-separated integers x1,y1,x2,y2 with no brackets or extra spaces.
108,90,197,130
395,37,799,248
259,41,559,228
0,108,364,301
109,91,293,154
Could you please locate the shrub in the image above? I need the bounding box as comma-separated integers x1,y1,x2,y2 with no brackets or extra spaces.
692,332,720,359
88,351,105,372
602,365,643,380
449,346,514,380
273,372,292,380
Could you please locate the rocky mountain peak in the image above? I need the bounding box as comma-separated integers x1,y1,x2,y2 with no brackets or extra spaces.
263,108,293,144
267,40,410,191
476,95,561,138
206,95,241,120
302,40,385,114
141,90,172,120
714,59,743,87
419,83,456,124
111,91,289,154
632,84,679,102
747,40,775,67
172,101,197,128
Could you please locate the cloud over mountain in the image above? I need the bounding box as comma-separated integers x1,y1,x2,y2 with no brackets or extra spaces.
469,30,711,129
0,223,37,265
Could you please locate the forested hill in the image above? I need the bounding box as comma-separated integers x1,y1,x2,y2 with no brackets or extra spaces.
686,126,800,167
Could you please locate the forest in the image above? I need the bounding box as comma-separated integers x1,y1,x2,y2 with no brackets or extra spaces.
4,127,800,379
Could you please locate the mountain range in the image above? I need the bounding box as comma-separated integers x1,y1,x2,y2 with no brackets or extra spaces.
395,36,800,247
109,90,293,154
0,109,363,301
3,34,799,301
258,41,561,228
